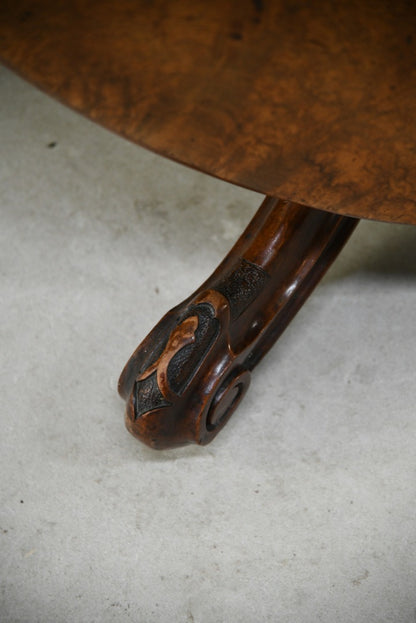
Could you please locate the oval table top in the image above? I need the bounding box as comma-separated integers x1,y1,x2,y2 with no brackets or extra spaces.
1,0,415,224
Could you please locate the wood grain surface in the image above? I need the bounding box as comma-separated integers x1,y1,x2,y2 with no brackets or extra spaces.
1,0,415,224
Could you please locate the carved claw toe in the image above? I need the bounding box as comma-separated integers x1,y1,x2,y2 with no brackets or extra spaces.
119,290,249,448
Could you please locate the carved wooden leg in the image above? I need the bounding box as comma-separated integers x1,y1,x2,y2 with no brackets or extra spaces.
119,197,358,449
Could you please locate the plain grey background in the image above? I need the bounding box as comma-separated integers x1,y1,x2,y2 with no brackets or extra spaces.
1,67,416,622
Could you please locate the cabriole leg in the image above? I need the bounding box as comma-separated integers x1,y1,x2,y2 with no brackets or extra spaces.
119,197,358,449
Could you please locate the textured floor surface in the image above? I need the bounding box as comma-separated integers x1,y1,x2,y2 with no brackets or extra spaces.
1,67,416,623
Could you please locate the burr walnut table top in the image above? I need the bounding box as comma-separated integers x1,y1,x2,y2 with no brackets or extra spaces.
1,0,415,224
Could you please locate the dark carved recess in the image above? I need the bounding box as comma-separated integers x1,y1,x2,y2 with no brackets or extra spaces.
215,258,269,320
134,370,171,419
167,303,220,396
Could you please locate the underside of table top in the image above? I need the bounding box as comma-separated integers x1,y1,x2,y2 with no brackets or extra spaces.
1,0,415,224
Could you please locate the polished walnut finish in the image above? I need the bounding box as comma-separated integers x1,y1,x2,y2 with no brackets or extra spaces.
0,0,415,224
1,1,414,448
119,199,357,448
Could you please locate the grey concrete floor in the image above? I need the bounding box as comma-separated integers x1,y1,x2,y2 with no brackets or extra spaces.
1,67,416,622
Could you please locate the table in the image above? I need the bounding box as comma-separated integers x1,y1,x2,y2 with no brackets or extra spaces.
1,0,415,448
